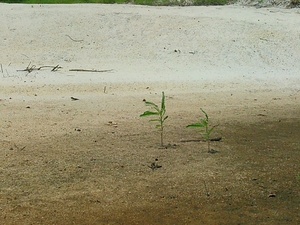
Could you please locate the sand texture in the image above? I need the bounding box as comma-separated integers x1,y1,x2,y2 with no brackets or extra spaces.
1,4,300,225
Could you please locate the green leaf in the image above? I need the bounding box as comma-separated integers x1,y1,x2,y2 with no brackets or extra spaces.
200,118,207,125
149,119,160,122
161,91,165,112
208,124,219,135
140,111,159,117
201,108,209,121
144,101,158,107
187,123,206,128
207,128,214,137
145,101,159,111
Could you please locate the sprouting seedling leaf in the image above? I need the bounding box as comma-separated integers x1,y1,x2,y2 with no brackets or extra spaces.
140,111,159,117
140,92,168,147
163,115,168,122
186,123,205,128
201,108,209,120
187,108,218,153
144,101,159,110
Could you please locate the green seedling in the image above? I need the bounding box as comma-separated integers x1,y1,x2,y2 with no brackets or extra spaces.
187,108,218,153
140,92,168,147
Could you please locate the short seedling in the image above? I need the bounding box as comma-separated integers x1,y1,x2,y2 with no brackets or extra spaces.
187,108,218,153
140,92,168,147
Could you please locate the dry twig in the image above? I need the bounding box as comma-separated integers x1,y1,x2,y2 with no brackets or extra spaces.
69,69,113,73
65,34,83,42
17,62,62,73
180,137,222,143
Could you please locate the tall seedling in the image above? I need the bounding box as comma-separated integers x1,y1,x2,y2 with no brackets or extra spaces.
140,92,168,147
187,108,218,153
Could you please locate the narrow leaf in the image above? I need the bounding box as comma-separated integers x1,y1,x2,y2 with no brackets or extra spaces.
145,101,159,111
201,108,209,121
161,92,165,112
187,123,205,128
149,119,160,122
140,111,159,117
144,101,158,107
200,119,208,126
160,108,166,117
207,124,219,135
207,128,214,136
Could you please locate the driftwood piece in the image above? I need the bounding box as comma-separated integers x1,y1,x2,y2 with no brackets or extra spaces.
180,137,222,143
17,62,62,73
51,65,61,71
69,69,113,73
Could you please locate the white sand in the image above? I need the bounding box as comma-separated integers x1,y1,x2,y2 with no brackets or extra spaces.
0,4,300,90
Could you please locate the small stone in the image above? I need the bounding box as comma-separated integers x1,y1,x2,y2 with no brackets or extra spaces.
268,193,276,198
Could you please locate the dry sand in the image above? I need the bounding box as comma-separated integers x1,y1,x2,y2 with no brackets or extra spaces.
0,3,300,225
1,4,300,87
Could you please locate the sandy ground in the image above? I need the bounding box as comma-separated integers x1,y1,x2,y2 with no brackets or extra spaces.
0,3,300,225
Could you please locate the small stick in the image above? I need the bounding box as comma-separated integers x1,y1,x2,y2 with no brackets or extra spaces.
33,65,62,71
180,139,201,143
51,65,62,71
103,86,107,93
0,64,3,73
26,62,32,71
69,69,113,73
17,64,62,73
71,97,79,101
259,38,269,41
21,53,29,59
180,137,222,143
17,62,34,73
65,34,83,42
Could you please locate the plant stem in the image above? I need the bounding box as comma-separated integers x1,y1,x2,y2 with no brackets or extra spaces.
160,120,164,147
207,139,211,153
161,129,164,147
160,114,164,147
205,124,210,152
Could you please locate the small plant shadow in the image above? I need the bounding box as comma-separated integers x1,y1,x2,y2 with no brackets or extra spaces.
158,143,178,150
